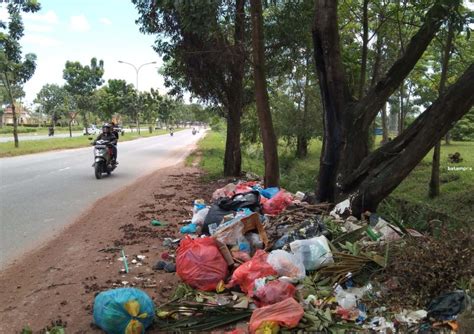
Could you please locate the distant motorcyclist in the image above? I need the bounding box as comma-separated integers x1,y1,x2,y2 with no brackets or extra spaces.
94,123,118,163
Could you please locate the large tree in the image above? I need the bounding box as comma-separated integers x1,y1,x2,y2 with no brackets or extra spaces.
250,0,279,186
313,0,474,216
95,79,135,122
34,83,69,126
133,0,247,176
63,57,104,134
0,0,41,147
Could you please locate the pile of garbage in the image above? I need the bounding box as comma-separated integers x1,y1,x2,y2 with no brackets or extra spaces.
92,180,473,333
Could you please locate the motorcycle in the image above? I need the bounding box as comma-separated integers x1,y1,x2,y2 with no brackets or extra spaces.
192,128,197,135
91,139,117,179
170,129,174,136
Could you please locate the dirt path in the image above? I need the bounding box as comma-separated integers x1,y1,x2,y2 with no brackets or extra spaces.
0,163,223,333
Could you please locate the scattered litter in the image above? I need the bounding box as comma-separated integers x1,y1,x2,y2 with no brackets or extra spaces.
89,179,470,333
151,219,166,226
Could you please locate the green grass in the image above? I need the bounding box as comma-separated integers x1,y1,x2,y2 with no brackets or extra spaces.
192,131,474,226
0,129,172,157
0,126,83,136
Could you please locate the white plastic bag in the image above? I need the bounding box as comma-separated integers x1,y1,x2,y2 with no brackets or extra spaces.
191,207,209,225
267,250,306,280
290,235,333,270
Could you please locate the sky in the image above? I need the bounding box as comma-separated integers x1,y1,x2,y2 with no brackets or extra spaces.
0,0,165,107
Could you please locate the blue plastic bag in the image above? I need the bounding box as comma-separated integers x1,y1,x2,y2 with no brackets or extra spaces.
260,187,279,199
180,223,197,234
93,288,155,334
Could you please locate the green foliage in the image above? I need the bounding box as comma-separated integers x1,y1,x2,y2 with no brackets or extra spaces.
63,57,104,127
0,0,40,103
63,58,104,96
34,84,71,124
196,132,474,225
95,79,135,121
132,0,243,103
451,109,474,141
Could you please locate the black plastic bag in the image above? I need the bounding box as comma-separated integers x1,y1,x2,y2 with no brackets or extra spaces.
427,291,467,320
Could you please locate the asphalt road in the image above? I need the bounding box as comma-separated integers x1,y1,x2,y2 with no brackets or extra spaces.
0,128,148,142
0,129,205,268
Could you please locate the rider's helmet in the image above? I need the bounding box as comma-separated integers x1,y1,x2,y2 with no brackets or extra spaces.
102,123,112,133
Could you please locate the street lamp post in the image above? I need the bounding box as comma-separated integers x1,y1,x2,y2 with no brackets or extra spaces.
118,60,157,134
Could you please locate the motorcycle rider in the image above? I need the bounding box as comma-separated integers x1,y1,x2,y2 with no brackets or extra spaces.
110,121,120,139
93,123,118,164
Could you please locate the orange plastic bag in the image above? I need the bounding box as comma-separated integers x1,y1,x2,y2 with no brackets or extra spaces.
176,236,228,291
254,280,296,307
226,250,277,295
249,298,304,334
262,190,293,215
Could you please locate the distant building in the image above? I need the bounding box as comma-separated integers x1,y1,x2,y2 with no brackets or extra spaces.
2,104,33,125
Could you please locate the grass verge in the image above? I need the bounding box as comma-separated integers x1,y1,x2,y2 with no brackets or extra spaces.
191,130,474,227
0,129,173,157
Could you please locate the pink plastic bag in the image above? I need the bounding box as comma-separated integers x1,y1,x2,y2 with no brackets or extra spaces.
226,250,277,295
249,298,304,333
176,236,228,291
254,280,296,307
235,181,258,194
262,190,293,215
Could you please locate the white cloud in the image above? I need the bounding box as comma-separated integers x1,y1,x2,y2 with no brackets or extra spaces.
22,34,61,47
99,17,112,25
0,5,9,22
25,24,54,33
69,15,90,32
24,10,59,25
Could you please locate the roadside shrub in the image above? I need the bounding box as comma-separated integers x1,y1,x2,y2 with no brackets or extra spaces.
0,127,37,134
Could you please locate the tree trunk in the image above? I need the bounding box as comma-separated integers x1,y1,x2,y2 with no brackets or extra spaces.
399,83,405,134
429,21,454,198
429,142,441,197
296,136,308,158
250,0,279,187
224,99,242,176
69,120,73,137
3,74,19,147
445,132,450,145
223,0,245,177
11,103,19,148
313,0,465,211
344,65,474,215
296,60,311,159
381,103,389,143
358,0,369,99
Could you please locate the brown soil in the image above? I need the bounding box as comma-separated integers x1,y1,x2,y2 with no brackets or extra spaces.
0,163,226,333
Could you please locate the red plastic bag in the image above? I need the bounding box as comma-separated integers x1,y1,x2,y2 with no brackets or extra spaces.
262,190,293,215
235,181,258,194
176,236,228,291
254,280,296,307
226,250,277,295
249,298,304,333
